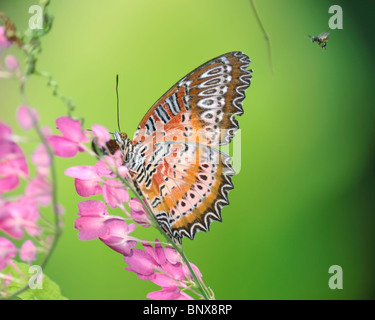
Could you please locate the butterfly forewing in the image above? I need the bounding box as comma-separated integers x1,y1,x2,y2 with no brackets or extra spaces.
130,52,252,242
133,52,252,146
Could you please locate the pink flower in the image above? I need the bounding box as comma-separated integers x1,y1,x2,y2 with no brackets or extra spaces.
117,166,129,179
124,248,159,277
0,197,41,239
65,152,129,199
65,149,129,199
65,165,103,197
5,54,19,70
96,151,130,180
124,240,199,300
125,240,182,278
147,287,194,300
32,144,51,177
0,237,17,271
0,175,19,194
164,245,183,264
0,121,12,143
75,200,112,240
99,219,137,256
91,124,110,148
129,198,152,227
103,180,129,208
20,240,37,264
183,262,203,282
26,176,51,207
0,26,11,49
95,158,115,178
0,140,28,192
48,116,89,158
17,105,40,131
32,144,51,168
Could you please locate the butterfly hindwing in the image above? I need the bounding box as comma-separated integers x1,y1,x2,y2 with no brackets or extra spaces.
132,141,235,242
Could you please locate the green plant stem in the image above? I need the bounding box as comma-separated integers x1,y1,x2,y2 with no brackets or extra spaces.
2,87,62,302
35,70,75,115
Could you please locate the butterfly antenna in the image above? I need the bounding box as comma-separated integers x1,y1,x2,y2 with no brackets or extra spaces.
116,74,121,133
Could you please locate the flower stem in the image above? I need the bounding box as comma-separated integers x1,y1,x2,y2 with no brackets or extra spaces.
85,140,212,299
3,77,63,301
119,175,211,300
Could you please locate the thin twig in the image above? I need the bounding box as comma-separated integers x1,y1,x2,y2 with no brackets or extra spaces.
249,0,274,73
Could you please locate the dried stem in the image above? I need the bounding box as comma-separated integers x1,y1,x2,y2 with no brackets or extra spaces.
249,0,274,73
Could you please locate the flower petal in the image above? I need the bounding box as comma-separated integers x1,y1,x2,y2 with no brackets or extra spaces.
26,177,51,206
17,105,40,130
5,55,19,70
0,237,17,271
77,200,107,217
32,144,51,167
47,135,79,157
0,26,11,49
165,246,182,265
0,140,29,178
100,219,137,255
147,287,193,300
56,116,89,143
102,180,129,208
75,179,102,197
124,249,158,276
151,273,183,288
0,175,19,193
75,216,108,240
20,240,37,263
65,165,100,180
75,201,109,240
91,124,110,148
129,198,151,227
0,121,12,142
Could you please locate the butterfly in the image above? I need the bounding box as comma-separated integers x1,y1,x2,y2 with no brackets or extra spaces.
99,52,252,243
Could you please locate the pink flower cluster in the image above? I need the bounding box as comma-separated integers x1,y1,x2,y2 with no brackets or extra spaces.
125,240,202,300
1,22,206,300
55,118,203,299
1,105,205,299
0,106,53,272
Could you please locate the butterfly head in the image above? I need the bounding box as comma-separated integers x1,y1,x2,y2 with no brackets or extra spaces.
114,130,128,146
114,130,133,163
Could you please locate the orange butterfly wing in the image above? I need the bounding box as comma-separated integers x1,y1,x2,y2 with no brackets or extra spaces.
131,52,252,242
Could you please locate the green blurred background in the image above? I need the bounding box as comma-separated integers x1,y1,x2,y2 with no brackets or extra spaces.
0,0,374,299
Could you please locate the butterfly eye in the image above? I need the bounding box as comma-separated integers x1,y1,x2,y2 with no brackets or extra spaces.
120,132,128,140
